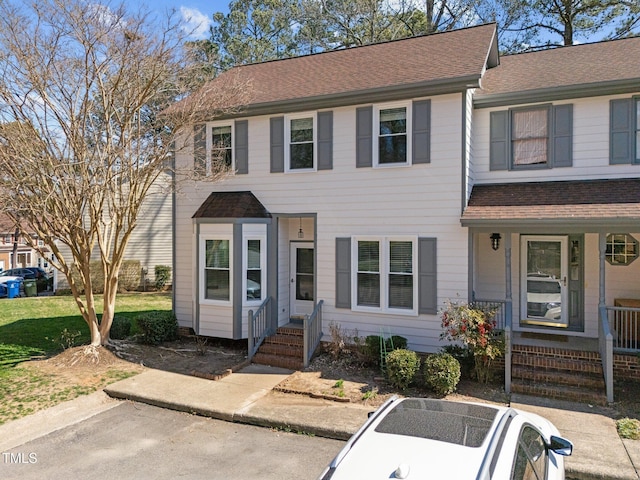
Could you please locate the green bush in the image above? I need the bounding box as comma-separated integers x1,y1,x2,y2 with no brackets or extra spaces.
386,349,420,390
362,335,408,366
441,344,475,379
154,265,172,291
137,311,178,345
109,316,132,340
423,352,461,395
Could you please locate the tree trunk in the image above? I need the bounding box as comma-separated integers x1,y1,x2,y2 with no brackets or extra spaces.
99,273,119,345
11,228,19,268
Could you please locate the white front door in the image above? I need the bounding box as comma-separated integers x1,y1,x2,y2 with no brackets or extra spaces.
520,235,568,327
290,242,314,318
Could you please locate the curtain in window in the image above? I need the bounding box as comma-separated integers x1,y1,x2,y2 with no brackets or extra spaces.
205,239,230,301
512,109,548,165
357,241,380,307
389,241,413,309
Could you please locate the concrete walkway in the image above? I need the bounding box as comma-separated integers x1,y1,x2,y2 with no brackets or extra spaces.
2,365,639,480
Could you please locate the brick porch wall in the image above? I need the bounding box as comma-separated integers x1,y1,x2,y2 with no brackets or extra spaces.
614,353,640,382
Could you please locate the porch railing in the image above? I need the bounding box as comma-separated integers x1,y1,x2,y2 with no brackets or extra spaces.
608,305,640,352
473,298,511,394
303,300,324,368
600,305,615,403
470,299,507,331
248,296,272,361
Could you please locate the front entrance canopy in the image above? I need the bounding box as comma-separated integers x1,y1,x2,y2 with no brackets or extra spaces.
461,178,640,229
192,191,272,219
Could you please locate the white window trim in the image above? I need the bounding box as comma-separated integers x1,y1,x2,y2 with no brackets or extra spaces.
373,101,412,168
206,121,234,175
284,112,317,173
199,234,233,306
243,234,267,306
351,236,418,316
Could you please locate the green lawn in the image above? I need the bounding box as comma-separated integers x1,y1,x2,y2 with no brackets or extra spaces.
0,292,171,424
0,292,172,362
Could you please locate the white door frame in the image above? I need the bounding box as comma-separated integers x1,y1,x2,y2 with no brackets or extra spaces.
520,235,569,328
289,242,315,319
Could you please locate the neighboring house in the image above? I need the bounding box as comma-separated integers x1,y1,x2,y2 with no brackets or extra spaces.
54,171,173,291
0,213,52,273
173,24,640,403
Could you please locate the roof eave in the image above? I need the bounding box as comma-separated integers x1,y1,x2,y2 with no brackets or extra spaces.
213,75,482,120
474,78,640,109
461,217,640,229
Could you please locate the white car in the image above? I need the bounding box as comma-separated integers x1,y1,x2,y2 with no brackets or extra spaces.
318,397,572,480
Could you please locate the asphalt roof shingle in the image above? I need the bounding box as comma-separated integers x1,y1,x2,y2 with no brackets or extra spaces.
192,191,271,219
462,179,640,224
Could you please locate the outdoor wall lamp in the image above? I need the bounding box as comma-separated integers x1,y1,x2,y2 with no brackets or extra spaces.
490,233,501,251
298,217,304,239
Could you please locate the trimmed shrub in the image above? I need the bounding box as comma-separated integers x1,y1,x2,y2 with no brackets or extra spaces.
423,352,461,395
154,265,172,291
109,316,132,340
386,349,420,390
441,344,475,379
137,311,178,345
118,260,142,291
362,334,408,367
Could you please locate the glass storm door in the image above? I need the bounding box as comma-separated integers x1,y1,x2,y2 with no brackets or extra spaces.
290,243,314,318
520,236,569,327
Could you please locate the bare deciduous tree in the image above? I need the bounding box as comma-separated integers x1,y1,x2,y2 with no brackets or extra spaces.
0,0,250,348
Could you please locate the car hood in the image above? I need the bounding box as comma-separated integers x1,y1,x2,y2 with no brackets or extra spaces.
328,432,488,479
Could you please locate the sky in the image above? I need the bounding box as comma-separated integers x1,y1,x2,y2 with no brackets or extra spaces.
139,0,230,39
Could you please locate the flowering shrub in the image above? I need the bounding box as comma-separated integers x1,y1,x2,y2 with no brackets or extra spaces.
440,301,504,383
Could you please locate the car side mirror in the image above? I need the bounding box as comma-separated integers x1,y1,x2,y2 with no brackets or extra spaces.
548,436,573,456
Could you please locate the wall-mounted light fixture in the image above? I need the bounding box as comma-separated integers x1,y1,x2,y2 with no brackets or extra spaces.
298,217,304,239
490,233,501,251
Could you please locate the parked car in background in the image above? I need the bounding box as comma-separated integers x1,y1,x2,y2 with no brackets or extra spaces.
0,267,51,292
318,397,572,480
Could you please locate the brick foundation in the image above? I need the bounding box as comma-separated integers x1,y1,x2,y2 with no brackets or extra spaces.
614,353,640,382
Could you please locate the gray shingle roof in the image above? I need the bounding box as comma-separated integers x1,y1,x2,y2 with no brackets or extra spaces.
476,36,640,105
192,191,271,219
461,179,640,225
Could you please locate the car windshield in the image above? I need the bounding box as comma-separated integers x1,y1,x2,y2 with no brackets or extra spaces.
374,398,498,447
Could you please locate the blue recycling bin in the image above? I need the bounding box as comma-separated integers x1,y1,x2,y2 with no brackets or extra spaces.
0,284,6,298
6,280,20,299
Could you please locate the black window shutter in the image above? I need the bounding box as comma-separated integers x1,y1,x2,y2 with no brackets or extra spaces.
235,120,248,174
356,106,373,168
194,124,206,176
412,99,431,164
610,99,634,165
317,111,333,170
418,237,437,315
551,104,573,167
270,116,285,173
489,111,509,171
335,238,351,308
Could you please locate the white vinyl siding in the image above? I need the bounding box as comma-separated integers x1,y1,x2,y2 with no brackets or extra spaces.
174,94,466,352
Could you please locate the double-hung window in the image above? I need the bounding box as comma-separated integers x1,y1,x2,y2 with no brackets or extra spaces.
194,122,234,176
512,107,549,167
203,239,231,302
374,103,411,166
286,113,316,171
244,236,266,304
353,237,417,314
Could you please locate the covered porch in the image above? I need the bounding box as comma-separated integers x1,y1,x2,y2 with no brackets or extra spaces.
463,179,640,403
